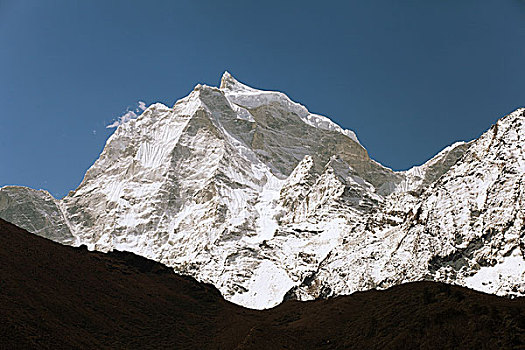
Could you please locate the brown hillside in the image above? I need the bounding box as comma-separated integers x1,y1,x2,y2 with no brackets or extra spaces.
1,218,524,349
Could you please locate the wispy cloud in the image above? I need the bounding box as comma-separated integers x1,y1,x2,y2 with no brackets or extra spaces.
106,101,147,128
106,110,138,128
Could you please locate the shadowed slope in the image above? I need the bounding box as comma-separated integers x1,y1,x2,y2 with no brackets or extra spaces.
1,218,524,349
0,218,254,349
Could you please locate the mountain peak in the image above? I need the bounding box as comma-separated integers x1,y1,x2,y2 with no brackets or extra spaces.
219,71,235,89
219,71,255,92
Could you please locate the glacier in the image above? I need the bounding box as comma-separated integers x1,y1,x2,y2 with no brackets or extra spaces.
1,72,524,309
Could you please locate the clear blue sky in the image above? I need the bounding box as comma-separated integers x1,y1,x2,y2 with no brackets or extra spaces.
1,1,524,198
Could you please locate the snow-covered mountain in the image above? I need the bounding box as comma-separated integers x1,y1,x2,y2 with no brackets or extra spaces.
1,72,524,308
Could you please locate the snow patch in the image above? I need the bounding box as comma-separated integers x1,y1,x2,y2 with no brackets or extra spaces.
464,250,525,295
230,260,295,309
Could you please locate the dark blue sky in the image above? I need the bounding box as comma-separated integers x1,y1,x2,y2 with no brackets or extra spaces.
2,1,524,198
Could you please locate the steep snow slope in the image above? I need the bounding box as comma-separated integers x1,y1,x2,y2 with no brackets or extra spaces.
1,73,523,308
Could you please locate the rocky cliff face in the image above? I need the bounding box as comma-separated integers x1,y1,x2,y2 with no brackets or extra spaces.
1,72,523,308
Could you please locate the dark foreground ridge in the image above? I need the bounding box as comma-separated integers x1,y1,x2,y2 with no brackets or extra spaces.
1,218,524,349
